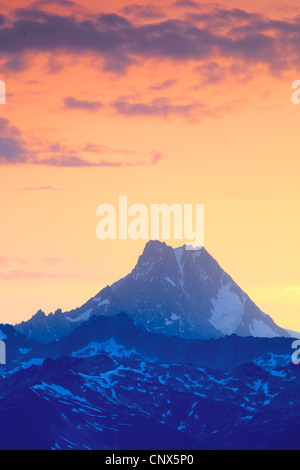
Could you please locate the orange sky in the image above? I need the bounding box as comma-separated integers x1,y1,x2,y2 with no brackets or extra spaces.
0,0,299,331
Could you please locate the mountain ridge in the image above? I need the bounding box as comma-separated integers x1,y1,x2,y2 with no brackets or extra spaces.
0,311,298,450
15,240,289,342
2,312,296,374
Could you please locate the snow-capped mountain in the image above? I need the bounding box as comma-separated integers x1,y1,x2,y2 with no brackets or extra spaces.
3,241,295,450
5,312,295,374
15,309,79,344
16,240,289,342
1,354,299,450
62,240,288,340
0,323,46,374
0,313,298,450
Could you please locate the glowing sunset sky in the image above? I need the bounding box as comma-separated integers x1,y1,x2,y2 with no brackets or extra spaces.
0,0,299,330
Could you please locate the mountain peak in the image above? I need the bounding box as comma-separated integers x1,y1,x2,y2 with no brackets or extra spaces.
142,239,204,257
141,239,173,258
16,240,289,342
34,309,46,319
64,240,289,340
139,240,207,278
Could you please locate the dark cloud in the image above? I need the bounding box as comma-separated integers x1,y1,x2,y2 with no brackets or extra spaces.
113,97,207,119
63,96,103,111
47,56,65,74
121,4,166,20
0,118,165,167
96,13,131,28
0,118,21,138
173,1,202,8
29,0,78,7
2,54,28,72
37,151,165,168
82,143,111,153
193,7,261,24
0,118,27,164
230,18,300,37
113,95,244,121
0,138,24,162
0,7,299,74
195,61,225,85
36,156,104,167
149,79,177,90
194,60,253,88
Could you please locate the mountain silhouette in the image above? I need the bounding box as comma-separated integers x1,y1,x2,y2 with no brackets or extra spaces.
16,240,289,342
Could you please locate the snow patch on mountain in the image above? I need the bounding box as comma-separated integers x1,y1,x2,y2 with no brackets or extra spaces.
0,330,7,340
19,347,31,355
16,240,290,341
72,339,138,359
65,309,93,322
165,277,176,287
32,383,87,403
209,282,246,335
250,319,281,338
174,246,184,283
